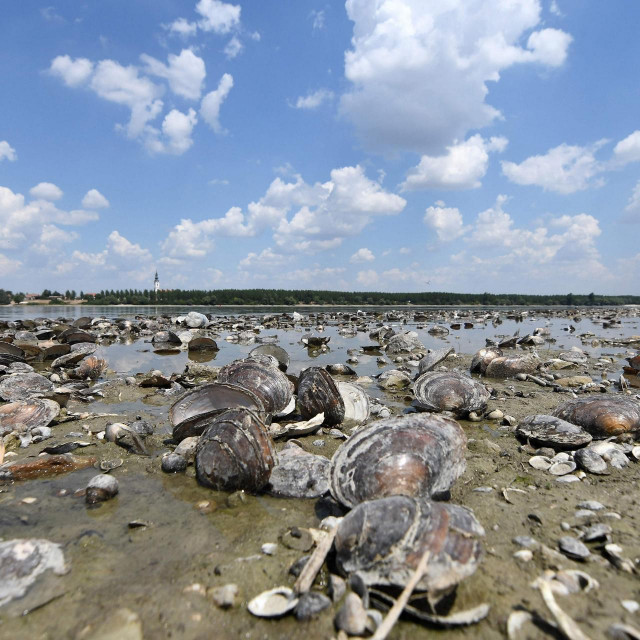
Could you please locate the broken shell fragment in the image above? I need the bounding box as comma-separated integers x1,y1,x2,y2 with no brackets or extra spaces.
335,496,484,599
413,371,490,416
552,396,640,437
329,413,466,508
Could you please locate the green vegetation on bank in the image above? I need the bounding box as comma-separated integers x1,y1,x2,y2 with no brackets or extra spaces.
1,288,639,306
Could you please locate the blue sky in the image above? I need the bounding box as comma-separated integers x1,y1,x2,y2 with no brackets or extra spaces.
1,0,639,295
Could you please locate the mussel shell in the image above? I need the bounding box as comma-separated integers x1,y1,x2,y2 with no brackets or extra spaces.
337,381,370,428
385,331,424,354
484,354,539,378
0,342,25,360
297,367,345,426
217,358,293,415
187,337,218,352
58,329,96,345
470,347,502,374
335,496,484,595
0,373,54,402
552,396,640,437
413,371,490,416
516,415,592,450
72,356,107,380
42,344,71,360
151,330,181,345
418,347,454,375
250,344,290,372
0,399,60,437
51,343,97,369
169,382,266,441
329,413,466,508
195,408,275,492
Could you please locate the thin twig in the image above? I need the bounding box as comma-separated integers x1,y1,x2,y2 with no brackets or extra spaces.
371,550,431,640
294,525,338,594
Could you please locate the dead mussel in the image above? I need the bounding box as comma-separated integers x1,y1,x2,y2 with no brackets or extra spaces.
250,344,290,372
516,415,593,450
0,373,54,402
195,408,275,492
552,396,640,437
483,353,540,378
413,371,490,416
297,367,345,426
217,357,293,415
169,382,267,442
469,347,502,375
335,495,484,602
329,413,466,508
0,399,60,438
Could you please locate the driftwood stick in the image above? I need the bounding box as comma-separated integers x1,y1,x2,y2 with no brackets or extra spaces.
294,525,338,594
538,579,591,640
371,550,432,640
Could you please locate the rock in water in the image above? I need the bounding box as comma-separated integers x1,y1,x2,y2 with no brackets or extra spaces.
0,539,67,607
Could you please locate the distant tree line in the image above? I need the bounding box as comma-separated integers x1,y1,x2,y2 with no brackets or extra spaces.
1,288,639,306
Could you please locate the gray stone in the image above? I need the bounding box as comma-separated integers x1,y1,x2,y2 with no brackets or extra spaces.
295,591,331,621
558,536,590,561
334,593,367,636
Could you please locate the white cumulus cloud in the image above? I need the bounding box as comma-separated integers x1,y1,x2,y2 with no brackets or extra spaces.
196,0,241,34
340,0,572,153
200,73,234,133
0,141,17,162
30,182,63,201
293,89,334,110
613,130,640,165
141,49,206,100
350,248,375,263
403,135,508,191
424,204,469,242
82,189,110,209
49,55,94,87
224,36,243,59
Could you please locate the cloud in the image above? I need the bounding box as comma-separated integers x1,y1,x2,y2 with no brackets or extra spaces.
49,55,94,87
161,165,406,260
140,49,206,100
424,204,469,242
350,248,375,263
623,180,640,221
402,135,508,191
196,0,241,34
310,10,326,30
33,224,78,254
292,89,334,110
166,18,198,38
152,108,198,155
30,182,63,201
224,36,243,59
613,130,640,165
0,141,17,162
356,269,379,287
82,189,110,209
340,0,572,153
239,248,290,269
502,141,606,194
0,253,21,274
41,6,65,23
200,73,234,133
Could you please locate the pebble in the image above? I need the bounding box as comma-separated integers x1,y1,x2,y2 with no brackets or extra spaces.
468,411,482,422
574,509,596,519
161,452,188,473
85,474,119,504
487,409,504,420
295,592,331,621
583,524,612,542
574,448,609,475
312,439,325,448
603,512,622,520
513,536,538,549
513,550,533,562
621,600,640,614
556,475,580,483
174,436,199,462
328,574,346,603
335,593,367,636
473,486,494,493
558,536,591,561
577,500,605,511
261,543,278,556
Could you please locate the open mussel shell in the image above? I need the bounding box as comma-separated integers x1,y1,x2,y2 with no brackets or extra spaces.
418,347,454,375
248,586,298,618
169,382,266,442
217,357,293,415
0,399,60,437
413,371,490,416
469,347,502,374
250,344,290,372
516,415,592,450
72,356,107,380
552,396,640,437
484,354,539,378
195,408,275,492
335,496,484,597
297,367,345,426
187,337,218,352
329,413,466,508
0,373,54,402
337,381,370,428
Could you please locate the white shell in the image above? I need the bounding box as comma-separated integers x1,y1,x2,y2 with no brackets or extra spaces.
338,382,370,428
247,587,298,618
549,461,576,476
529,456,552,471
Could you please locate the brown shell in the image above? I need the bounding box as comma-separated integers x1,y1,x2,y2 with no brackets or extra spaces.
484,354,539,378
51,343,97,369
469,347,502,374
187,337,219,351
552,396,640,437
297,367,345,426
329,413,466,508
0,399,60,437
0,373,54,402
72,356,107,380
516,415,592,450
42,344,71,360
335,496,484,596
250,344,290,372
217,358,293,415
58,329,96,345
413,371,490,416
195,408,275,492
169,382,266,442
0,342,25,360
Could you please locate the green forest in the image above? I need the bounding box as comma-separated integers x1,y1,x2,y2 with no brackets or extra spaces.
2,288,638,306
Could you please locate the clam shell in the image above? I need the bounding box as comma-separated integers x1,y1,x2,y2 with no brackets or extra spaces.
552,396,640,437
516,415,592,450
413,371,490,416
297,367,345,426
0,399,60,437
418,347,454,374
248,587,298,618
250,344,290,372
470,348,502,374
335,496,484,596
58,329,96,345
0,342,25,361
0,373,54,402
385,331,424,354
169,382,266,442
151,330,181,345
217,358,293,415
484,354,540,378
337,382,370,429
187,337,218,352
51,343,97,369
195,408,275,492
329,413,466,508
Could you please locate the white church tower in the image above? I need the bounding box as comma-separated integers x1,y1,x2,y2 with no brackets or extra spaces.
154,271,160,296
